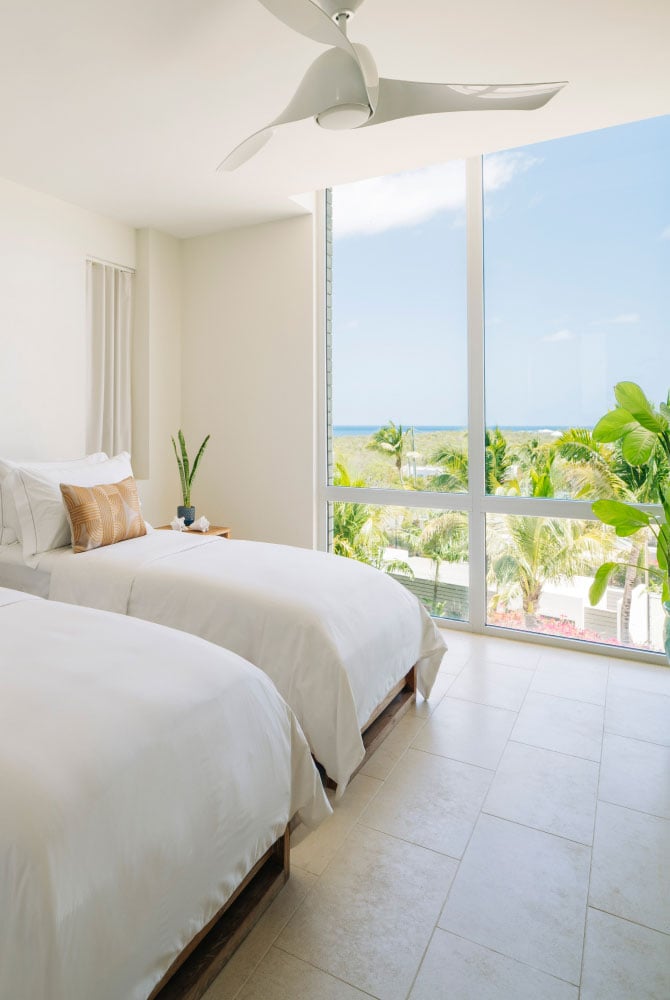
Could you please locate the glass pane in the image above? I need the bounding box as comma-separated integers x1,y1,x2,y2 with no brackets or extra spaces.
329,163,468,491
483,116,670,499
330,503,469,621
486,514,664,652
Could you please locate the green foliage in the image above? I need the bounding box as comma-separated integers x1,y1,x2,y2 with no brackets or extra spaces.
588,490,670,604
593,382,670,467
367,421,410,483
332,407,670,622
331,463,413,576
171,429,210,506
488,514,609,627
589,383,670,606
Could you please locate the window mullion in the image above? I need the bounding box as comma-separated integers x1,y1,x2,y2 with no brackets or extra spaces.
466,156,487,631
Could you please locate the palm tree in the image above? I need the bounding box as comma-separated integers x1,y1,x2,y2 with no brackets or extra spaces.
430,428,514,494
485,427,513,493
331,463,413,577
419,512,469,613
488,514,609,630
429,442,468,492
557,428,667,643
505,435,558,497
368,421,409,484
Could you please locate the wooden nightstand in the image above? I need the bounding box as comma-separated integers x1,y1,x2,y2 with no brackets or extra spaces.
157,524,231,538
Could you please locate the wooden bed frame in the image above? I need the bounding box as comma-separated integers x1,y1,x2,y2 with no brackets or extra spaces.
149,829,290,1000
325,664,416,791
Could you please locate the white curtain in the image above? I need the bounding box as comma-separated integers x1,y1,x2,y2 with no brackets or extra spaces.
86,261,134,456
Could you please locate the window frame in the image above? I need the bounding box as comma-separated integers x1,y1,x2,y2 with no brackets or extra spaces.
316,158,665,664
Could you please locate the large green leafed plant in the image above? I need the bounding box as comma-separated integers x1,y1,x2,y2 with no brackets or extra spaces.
171,429,210,507
589,383,670,604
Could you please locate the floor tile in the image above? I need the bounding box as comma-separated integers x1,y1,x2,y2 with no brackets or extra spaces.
291,773,382,876
447,661,533,711
590,801,670,934
358,713,427,781
236,948,370,1000
408,928,578,1000
412,697,516,770
512,691,603,761
599,733,670,819
409,670,456,719
531,651,608,705
483,741,599,844
208,635,669,1000
581,908,670,1000
203,867,317,1000
439,814,590,984
277,826,457,1000
435,638,473,673
605,687,670,747
608,660,670,697
360,747,493,858
469,637,541,671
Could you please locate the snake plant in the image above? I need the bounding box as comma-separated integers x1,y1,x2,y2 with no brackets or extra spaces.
171,429,210,507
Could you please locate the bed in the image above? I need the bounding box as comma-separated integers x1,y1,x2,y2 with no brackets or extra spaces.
0,452,447,791
0,587,330,1000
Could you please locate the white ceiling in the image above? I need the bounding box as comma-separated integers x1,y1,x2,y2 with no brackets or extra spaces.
0,0,668,237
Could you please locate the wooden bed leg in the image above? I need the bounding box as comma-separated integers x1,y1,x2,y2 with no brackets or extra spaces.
274,826,291,880
404,664,417,693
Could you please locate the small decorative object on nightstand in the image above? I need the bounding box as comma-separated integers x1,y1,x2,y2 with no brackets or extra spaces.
171,428,210,526
157,524,231,539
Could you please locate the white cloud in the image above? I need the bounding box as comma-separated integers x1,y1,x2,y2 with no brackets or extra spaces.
332,151,539,239
542,329,575,343
610,313,640,324
660,225,670,241
483,151,541,192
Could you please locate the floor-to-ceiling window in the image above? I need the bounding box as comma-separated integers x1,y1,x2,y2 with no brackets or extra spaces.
320,115,669,657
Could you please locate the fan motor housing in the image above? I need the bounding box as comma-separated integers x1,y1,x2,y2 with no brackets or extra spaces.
316,102,371,129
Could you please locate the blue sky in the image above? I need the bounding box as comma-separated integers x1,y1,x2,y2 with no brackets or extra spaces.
331,115,670,428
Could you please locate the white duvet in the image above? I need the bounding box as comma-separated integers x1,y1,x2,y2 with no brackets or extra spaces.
40,532,447,790
0,588,330,1000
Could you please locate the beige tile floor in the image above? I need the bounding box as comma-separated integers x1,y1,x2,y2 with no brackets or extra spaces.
205,630,670,1000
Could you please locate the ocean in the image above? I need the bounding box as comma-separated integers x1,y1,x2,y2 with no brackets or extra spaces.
332,426,567,437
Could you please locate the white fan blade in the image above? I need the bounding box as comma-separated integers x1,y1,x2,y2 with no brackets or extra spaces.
218,127,276,171
258,0,378,110
258,0,354,53
219,47,368,170
364,78,567,127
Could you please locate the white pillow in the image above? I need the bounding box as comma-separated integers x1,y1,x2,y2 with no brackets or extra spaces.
0,453,107,547
8,452,133,564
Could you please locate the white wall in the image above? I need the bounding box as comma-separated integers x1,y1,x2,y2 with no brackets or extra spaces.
0,174,316,540
0,176,135,459
181,216,315,547
133,229,183,524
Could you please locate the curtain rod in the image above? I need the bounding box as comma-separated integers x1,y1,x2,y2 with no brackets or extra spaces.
86,254,135,275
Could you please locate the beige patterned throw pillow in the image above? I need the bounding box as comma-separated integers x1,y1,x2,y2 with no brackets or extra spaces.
60,476,146,553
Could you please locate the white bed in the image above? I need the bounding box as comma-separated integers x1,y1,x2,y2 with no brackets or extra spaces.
0,587,330,1000
26,530,447,791
0,540,50,596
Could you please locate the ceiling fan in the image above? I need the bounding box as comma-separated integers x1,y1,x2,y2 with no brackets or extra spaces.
219,0,567,171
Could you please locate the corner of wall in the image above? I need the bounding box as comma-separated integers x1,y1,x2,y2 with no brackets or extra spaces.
133,227,183,525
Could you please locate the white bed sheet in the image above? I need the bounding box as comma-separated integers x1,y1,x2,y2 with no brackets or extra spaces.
0,587,329,1000
38,532,447,790
0,541,50,596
